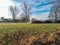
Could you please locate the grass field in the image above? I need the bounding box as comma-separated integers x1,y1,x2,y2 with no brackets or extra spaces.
0,23,59,35
0,23,60,45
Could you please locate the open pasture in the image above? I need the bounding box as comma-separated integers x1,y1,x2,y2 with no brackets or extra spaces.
0,23,60,45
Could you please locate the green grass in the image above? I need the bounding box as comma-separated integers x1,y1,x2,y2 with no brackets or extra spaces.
0,23,60,38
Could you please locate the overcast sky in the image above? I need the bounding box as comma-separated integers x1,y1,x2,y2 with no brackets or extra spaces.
0,0,55,20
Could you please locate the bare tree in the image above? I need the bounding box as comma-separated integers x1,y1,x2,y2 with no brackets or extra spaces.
20,1,32,22
48,0,60,22
9,6,20,21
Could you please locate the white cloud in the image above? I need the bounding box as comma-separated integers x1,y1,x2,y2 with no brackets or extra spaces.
0,0,14,7
30,13,49,20
0,0,14,18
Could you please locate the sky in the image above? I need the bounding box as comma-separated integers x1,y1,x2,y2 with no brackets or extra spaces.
0,0,55,20
0,0,14,18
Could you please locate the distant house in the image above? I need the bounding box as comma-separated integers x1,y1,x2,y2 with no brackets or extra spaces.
29,18,43,23
30,18,36,23
0,17,21,22
0,17,4,22
0,17,12,22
